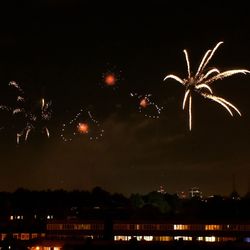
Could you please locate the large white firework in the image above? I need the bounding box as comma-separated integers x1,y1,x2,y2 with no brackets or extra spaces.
164,41,250,130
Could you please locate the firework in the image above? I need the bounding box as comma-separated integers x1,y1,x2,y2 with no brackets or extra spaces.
0,81,26,138
0,81,52,143
9,81,24,95
104,73,117,86
16,98,52,143
60,109,104,142
130,92,163,119
101,64,122,89
77,122,89,134
164,41,249,130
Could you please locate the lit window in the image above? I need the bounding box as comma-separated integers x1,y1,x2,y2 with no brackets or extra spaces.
156,236,172,241
13,234,18,239
73,224,91,230
205,236,216,242
114,236,128,241
1,234,7,241
10,216,13,220
31,234,38,239
174,236,192,241
222,237,236,242
143,236,153,241
205,225,222,230
174,224,190,230
21,233,29,240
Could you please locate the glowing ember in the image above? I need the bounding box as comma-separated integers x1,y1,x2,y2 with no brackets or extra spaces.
104,74,116,86
77,123,89,134
140,98,148,108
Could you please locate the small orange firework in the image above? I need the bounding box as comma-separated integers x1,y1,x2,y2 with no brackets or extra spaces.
104,73,116,86
130,92,163,119
61,110,104,142
139,98,148,108
77,122,89,134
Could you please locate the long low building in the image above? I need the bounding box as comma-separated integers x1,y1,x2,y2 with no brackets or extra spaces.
45,219,250,242
4,219,250,249
46,220,105,240
112,220,250,242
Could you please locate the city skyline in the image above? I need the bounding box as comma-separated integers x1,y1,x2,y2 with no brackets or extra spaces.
0,1,250,196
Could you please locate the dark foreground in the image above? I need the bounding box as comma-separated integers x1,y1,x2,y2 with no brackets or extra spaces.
62,240,250,250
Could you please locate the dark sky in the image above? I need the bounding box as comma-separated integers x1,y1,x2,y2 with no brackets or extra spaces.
0,0,250,196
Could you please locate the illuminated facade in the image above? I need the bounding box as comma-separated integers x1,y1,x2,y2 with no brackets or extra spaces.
189,187,202,198
46,220,104,240
157,185,166,194
112,220,250,243
3,219,250,248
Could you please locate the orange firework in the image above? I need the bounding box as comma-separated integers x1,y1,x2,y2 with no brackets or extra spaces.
139,98,148,108
61,109,104,142
130,92,163,119
77,122,89,134
104,73,116,86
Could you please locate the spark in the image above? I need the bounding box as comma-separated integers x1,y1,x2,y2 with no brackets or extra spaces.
9,81,24,95
45,127,50,137
182,89,190,110
0,105,10,111
164,41,250,130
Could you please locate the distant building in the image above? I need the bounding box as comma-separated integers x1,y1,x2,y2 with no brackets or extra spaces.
189,187,202,199
230,190,240,200
177,191,188,199
157,185,166,194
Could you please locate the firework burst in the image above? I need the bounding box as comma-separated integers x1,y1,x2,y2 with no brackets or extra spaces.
164,41,250,130
100,64,122,90
0,81,26,142
130,92,163,119
60,109,104,142
0,81,52,143
0,81,25,113
17,98,52,144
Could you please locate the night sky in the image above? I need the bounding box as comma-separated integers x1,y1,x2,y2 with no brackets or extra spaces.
0,0,250,196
